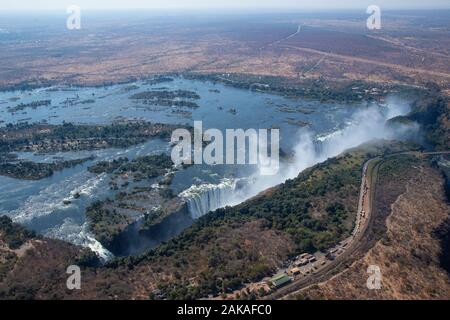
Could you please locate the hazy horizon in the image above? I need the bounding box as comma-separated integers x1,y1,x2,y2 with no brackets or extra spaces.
1,0,450,11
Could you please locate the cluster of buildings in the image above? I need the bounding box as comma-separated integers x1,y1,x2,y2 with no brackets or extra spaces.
245,167,373,293
267,242,351,290
267,252,323,289
258,165,373,293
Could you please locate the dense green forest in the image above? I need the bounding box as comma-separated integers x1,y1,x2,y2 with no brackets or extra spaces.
0,156,94,180
86,154,175,247
88,154,173,181
0,122,180,153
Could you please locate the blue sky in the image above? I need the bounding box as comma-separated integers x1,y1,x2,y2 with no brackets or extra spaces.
1,0,449,11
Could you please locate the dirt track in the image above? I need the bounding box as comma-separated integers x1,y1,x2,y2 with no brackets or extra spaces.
280,45,450,80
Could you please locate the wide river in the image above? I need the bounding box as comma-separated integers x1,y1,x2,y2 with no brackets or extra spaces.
0,76,403,258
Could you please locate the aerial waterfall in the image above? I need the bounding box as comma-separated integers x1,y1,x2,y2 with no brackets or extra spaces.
180,178,239,219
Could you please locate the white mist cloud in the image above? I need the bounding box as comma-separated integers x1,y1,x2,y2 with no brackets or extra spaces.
229,99,416,205
1,0,449,11
181,97,420,221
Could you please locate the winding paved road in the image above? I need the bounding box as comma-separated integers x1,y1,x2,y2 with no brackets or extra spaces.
266,150,450,300
265,156,381,299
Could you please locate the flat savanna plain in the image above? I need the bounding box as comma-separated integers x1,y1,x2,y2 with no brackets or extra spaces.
0,10,449,92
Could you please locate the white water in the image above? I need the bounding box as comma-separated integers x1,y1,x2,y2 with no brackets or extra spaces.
180,178,239,219
45,218,113,261
180,101,416,220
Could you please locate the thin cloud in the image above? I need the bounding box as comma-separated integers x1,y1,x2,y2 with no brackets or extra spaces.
1,0,450,11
